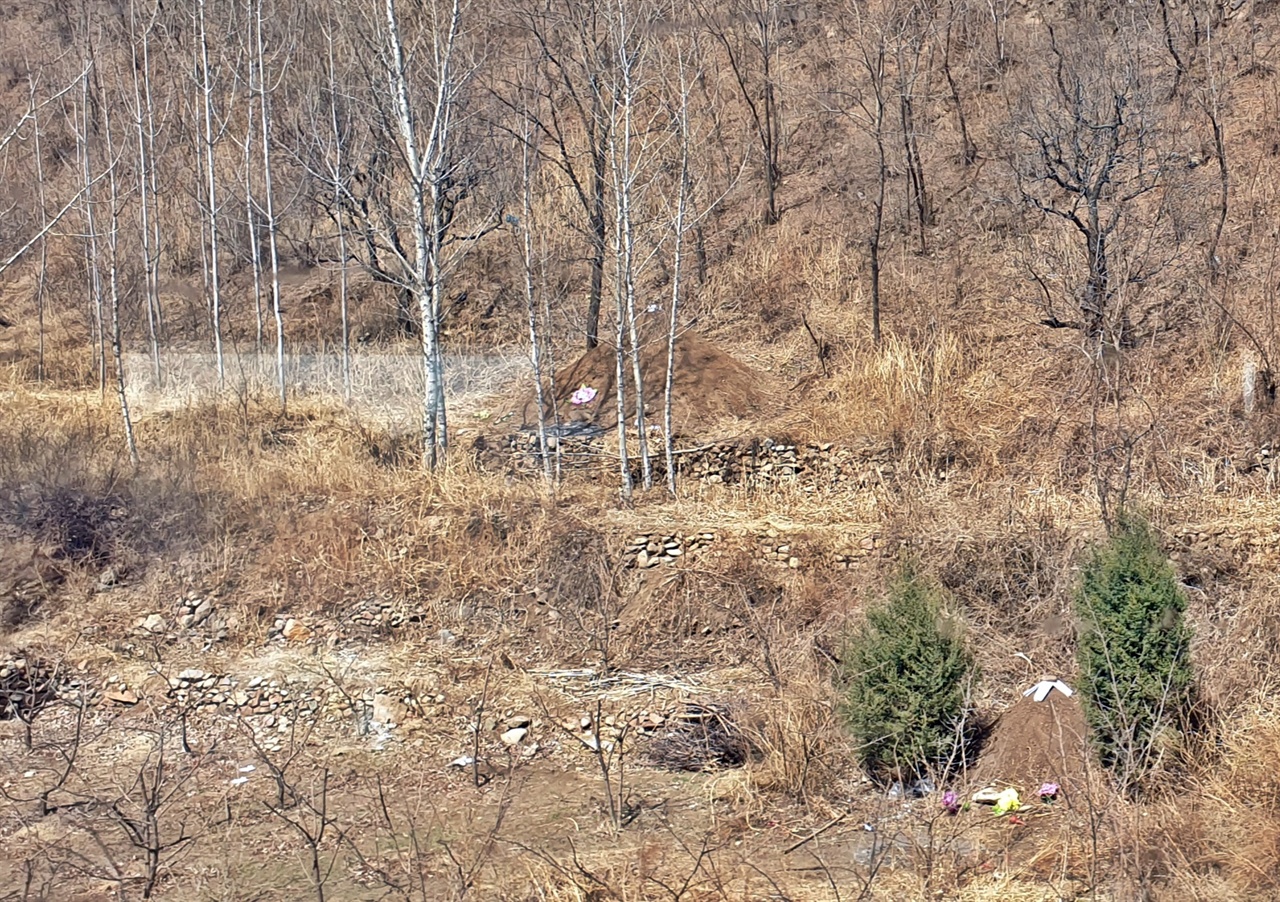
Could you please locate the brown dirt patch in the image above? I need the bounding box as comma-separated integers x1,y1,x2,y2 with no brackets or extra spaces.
516,328,780,436
971,689,1091,799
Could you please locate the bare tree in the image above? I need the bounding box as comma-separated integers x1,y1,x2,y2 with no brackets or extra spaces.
827,6,894,345
252,0,289,410
895,1,934,252
510,0,614,350
98,725,203,900
195,0,228,385
1011,19,1176,345
515,102,556,485
940,0,977,166
129,0,164,386
607,0,650,495
96,55,141,466
76,63,107,395
0,58,92,286
696,0,785,225
663,71,693,497
320,13,355,403
362,0,498,468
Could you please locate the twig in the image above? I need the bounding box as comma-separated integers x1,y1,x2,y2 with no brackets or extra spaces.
784,810,850,855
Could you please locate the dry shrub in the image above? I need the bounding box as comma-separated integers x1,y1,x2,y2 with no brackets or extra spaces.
644,703,750,772
1191,574,1280,717
814,329,1004,478
739,649,849,808
535,526,609,613
0,541,62,633
1204,693,1280,896
929,518,1080,696
0,398,217,574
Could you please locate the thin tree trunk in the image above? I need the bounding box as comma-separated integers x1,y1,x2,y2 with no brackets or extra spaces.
943,0,977,166
520,126,554,484
870,116,885,346
143,12,164,342
586,128,607,350
540,232,562,481
759,5,780,226
337,217,351,402
664,76,691,497
383,0,455,468
614,6,650,490
324,24,352,402
131,0,161,386
255,0,286,410
197,0,225,386
100,83,140,465
244,123,264,354
29,72,48,383
611,108,631,502
81,67,107,396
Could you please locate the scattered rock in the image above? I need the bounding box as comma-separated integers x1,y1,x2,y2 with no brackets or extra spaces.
104,688,139,706
282,619,311,642
372,693,409,726
96,567,119,591
139,613,167,633
500,727,528,746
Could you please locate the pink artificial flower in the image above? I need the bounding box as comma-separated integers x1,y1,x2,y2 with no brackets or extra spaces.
1038,782,1060,801
941,790,960,815
570,385,598,406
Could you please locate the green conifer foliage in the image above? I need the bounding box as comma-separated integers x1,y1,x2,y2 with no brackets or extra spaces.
1075,515,1194,788
840,562,975,782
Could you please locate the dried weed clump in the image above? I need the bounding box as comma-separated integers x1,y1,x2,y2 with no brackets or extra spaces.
1197,692,1280,897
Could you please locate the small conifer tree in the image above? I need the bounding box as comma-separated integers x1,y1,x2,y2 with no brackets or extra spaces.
840,562,975,782
1075,514,1194,789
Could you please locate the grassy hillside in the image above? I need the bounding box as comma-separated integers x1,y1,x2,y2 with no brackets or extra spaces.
5,0,1280,899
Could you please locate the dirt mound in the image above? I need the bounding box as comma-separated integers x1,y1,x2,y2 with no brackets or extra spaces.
518,329,778,436
971,689,1091,799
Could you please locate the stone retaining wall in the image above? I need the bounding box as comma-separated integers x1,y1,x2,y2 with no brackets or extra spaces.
482,433,899,491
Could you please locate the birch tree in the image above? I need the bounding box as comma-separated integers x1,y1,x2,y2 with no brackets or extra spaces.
0,61,91,280
375,0,493,468
129,0,164,385
96,59,141,465
252,0,288,409
662,42,693,496
515,104,556,485
195,0,228,385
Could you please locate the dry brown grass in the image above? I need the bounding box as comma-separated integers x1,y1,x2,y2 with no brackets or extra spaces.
10,7,1280,898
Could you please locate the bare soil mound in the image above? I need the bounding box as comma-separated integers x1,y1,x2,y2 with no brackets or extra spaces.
971,690,1091,799
518,330,778,436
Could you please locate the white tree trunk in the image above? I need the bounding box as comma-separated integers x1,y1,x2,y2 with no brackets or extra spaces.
664,67,692,497
197,0,225,385
615,2,651,491
519,121,554,484
325,26,352,403
100,78,140,465
255,0,287,410
131,0,162,386
384,0,460,468
80,67,106,397
28,71,49,384
243,120,264,354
